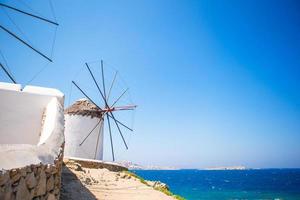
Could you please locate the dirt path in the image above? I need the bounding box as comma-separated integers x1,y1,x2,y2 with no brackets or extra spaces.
60,160,176,200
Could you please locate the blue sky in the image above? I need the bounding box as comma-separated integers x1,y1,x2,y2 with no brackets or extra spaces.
0,0,300,168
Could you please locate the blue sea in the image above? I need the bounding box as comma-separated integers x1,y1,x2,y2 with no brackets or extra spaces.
133,169,300,200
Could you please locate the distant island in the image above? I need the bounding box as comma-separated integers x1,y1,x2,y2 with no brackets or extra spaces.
118,161,179,170
203,166,247,170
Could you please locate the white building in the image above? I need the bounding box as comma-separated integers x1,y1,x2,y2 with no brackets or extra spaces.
0,82,66,199
0,82,65,169
64,99,104,160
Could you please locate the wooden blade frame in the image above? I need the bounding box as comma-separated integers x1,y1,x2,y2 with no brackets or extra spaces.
0,3,60,82
0,3,59,63
0,62,16,83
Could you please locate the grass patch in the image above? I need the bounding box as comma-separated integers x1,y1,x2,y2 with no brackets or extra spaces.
124,171,186,200
172,195,186,200
154,186,185,200
123,171,149,185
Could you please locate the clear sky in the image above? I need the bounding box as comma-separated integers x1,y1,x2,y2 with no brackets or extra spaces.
1,0,300,168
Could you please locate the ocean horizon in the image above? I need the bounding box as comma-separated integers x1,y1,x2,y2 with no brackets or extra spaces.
133,168,300,200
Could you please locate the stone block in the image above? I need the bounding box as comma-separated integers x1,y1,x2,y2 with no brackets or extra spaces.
34,171,46,197
16,177,31,200
46,176,54,192
20,167,27,177
0,171,9,186
10,169,21,183
47,193,56,200
0,182,13,200
26,172,37,189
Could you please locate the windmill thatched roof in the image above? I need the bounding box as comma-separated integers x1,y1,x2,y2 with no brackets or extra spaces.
64,98,103,118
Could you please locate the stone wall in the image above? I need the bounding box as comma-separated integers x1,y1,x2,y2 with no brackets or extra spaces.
64,157,128,172
0,147,63,200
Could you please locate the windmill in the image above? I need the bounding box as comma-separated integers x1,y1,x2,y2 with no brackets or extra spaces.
0,1,58,84
64,60,136,161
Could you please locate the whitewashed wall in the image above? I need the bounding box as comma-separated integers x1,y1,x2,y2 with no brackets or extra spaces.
0,83,63,145
0,98,65,169
64,114,104,160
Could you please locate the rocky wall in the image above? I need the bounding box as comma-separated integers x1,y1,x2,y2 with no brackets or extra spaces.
64,158,128,172
0,147,63,200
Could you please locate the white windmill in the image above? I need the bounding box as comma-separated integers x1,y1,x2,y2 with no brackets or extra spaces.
64,60,136,161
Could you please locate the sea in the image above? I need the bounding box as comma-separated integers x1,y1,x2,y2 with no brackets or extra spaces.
132,169,300,200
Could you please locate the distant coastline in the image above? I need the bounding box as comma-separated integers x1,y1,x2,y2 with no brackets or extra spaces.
119,162,250,171
120,162,300,171
118,161,179,170
203,166,247,170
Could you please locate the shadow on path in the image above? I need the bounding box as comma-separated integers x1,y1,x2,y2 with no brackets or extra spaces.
60,165,97,200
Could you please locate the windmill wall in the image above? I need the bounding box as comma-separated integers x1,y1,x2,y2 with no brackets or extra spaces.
64,114,104,160
0,82,65,200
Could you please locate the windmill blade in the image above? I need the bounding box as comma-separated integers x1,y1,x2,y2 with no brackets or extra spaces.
72,81,103,111
111,88,129,108
0,25,52,62
107,114,133,131
109,112,128,149
94,118,103,159
86,63,107,106
106,114,115,161
107,71,118,102
101,60,107,100
0,62,16,83
85,63,132,131
112,105,137,111
0,3,58,26
84,64,133,132
79,118,102,146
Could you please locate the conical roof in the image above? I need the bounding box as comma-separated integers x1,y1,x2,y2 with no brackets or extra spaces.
64,98,103,118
